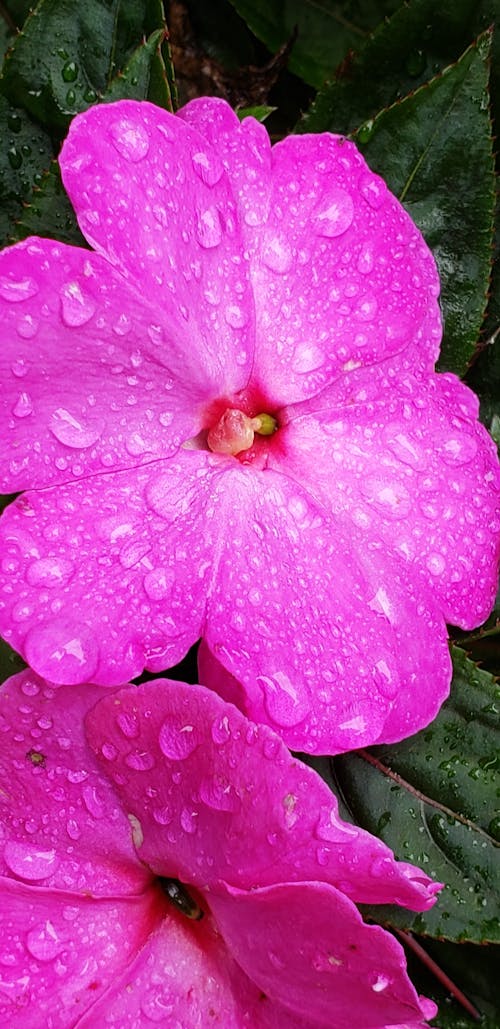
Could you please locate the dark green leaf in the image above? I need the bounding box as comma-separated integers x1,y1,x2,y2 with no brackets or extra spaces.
0,95,53,247
11,158,86,246
236,104,276,122
0,0,169,133
407,938,500,1027
297,0,484,136
334,647,500,942
228,0,399,89
0,636,25,684
355,32,495,377
1,1,32,32
181,0,258,71
105,28,173,109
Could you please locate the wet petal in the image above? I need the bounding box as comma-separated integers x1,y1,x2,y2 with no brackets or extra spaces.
179,100,441,404
0,454,214,684
210,881,435,1029
0,670,148,895
202,466,451,751
0,238,204,493
86,679,440,911
276,369,500,629
74,893,303,1028
60,100,255,397
0,876,158,1027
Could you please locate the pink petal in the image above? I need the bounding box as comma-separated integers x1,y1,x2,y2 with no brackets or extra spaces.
210,880,435,1029
180,98,442,405
0,874,159,1027
201,464,451,751
0,452,215,684
60,100,255,396
0,237,203,493
75,890,305,1029
274,368,500,630
85,680,440,911
0,670,149,895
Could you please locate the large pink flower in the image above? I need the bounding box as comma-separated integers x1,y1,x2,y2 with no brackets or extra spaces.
0,669,439,1027
0,98,498,753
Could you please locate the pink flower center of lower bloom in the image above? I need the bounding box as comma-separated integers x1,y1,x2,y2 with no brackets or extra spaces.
207,408,278,456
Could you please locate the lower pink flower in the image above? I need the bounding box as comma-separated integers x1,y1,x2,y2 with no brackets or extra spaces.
0,670,438,1027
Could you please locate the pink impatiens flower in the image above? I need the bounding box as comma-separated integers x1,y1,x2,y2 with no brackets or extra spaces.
0,98,498,752
0,669,439,1027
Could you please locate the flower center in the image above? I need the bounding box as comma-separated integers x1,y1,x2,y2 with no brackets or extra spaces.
207,408,278,456
159,877,204,920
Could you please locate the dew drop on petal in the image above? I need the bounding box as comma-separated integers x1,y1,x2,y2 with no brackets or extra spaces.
110,118,150,161
125,750,155,771
359,173,387,210
261,235,293,274
25,623,99,684
4,841,59,881
180,807,198,834
0,275,39,302
159,718,199,760
143,568,174,601
26,557,74,588
12,392,33,418
116,711,140,739
311,188,354,237
199,776,240,812
211,715,231,745
195,206,222,248
259,672,309,728
60,281,96,327
49,407,102,448
11,358,30,377
26,921,63,962
426,552,446,577
191,150,223,187
16,315,38,339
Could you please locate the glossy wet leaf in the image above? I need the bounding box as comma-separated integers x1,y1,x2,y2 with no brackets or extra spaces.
0,0,171,132
1,1,32,31
0,636,25,684
0,96,53,247
408,938,500,1027
104,28,174,109
228,0,398,88
297,0,484,135
355,32,495,377
11,158,86,246
334,647,500,942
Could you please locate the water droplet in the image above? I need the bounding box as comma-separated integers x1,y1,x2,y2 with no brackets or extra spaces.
143,567,174,601
195,206,222,248
211,715,231,745
12,392,33,418
60,281,95,327
110,118,150,162
116,711,140,739
315,807,358,844
259,672,309,728
7,147,22,170
125,750,155,771
101,741,118,761
4,841,59,881
7,112,22,133
49,407,101,448
25,623,99,684
11,357,30,376
291,343,325,373
26,921,62,961
0,275,39,302
16,314,38,339
261,235,293,274
191,150,223,187
360,173,387,210
180,807,198,834
225,304,247,329
311,188,354,237
152,805,173,826
199,775,240,812
159,718,199,760
426,552,446,577
61,60,78,82
405,49,426,77
82,785,105,817
357,119,375,144
26,557,74,588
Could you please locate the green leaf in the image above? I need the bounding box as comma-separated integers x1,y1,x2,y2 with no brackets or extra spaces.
1,1,32,33
228,0,399,89
105,28,173,109
236,104,276,122
0,637,25,685
0,0,170,133
334,647,500,942
11,158,86,246
354,32,495,378
297,0,484,136
0,95,53,247
407,938,500,1027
